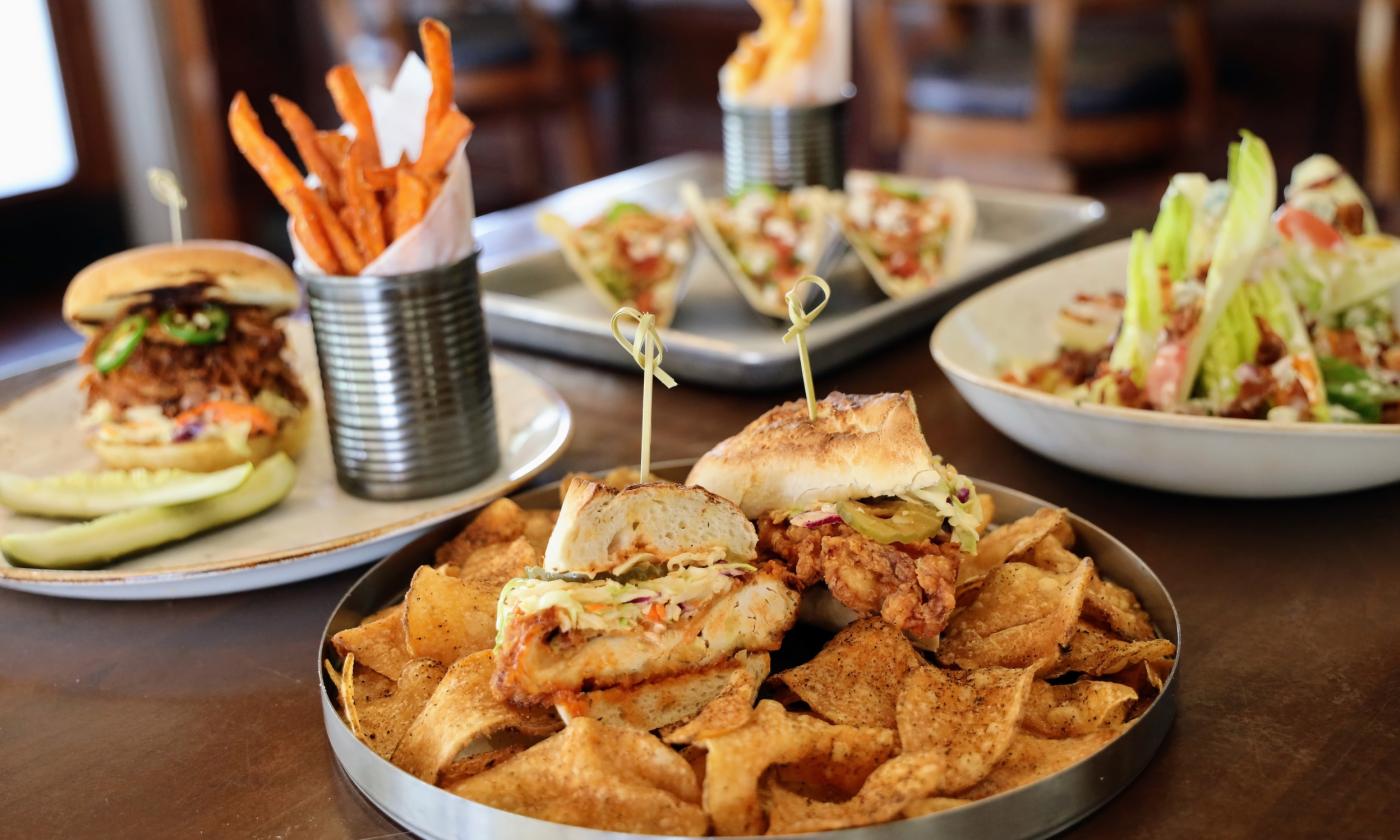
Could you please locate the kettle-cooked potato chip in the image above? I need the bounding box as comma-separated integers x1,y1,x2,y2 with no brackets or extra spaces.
765,751,946,834
940,560,1092,674
560,651,769,734
1022,537,1157,641
337,655,447,759
402,565,500,666
331,606,412,679
435,499,556,568
898,665,1036,791
697,699,896,835
1044,622,1177,679
1021,679,1138,738
958,508,1073,589
448,717,708,836
901,796,972,818
958,728,1122,800
657,652,769,744
771,617,927,729
391,650,559,782
438,743,526,787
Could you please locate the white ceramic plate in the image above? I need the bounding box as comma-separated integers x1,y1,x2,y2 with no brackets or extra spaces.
0,322,572,600
932,239,1400,497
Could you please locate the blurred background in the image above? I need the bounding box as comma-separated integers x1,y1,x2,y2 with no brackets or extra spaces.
2,0,1398,373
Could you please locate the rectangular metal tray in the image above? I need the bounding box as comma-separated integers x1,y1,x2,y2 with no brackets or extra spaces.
477,153,1104,389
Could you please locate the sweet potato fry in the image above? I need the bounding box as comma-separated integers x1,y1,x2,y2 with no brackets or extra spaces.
282,187,341,274
419,18,454,141
393,167,430,239
413,108,473,180
345,156,387,261
326,65,381,167
301,183,365,274
316,130,351,172
271,94,342,204
228,92,303,214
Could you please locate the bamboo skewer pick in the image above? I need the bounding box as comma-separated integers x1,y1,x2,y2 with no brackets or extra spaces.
147,168,188,244
783,275,832,420
610,307,678,480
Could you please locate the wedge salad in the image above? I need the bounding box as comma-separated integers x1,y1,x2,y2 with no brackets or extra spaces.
1009,132,1400,423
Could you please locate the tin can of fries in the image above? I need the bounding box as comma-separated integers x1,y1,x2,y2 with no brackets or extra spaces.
302,251,498,500
721,88,854,196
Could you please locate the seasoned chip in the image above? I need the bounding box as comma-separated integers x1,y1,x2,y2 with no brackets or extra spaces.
331,606,411,679
341,656,448,759
1021,538,1157,641
402,566,499,665
1021,679,1138,738
359,602,401,626
1044,622,1177,679
902,797,971,818
662,653,768,744
769,743,890,802
438,743,527,787
697,699,896,835
391,650,560,782
445,537,538,591
1083,574,1157,642
940,560,1092,674
449,717,708,836
435,499,556,567
959,728,1122,799
898,665,1035,791
765,751,946,834
561,651,768,733
771,617,927,728
958,508,1073,587
976,493,997,535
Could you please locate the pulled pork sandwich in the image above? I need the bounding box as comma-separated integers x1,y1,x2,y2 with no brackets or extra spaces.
686,391,982,649
64,241,310,472
493,480,799,706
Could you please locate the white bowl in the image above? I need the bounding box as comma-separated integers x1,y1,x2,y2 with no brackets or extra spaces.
931,239,1400,497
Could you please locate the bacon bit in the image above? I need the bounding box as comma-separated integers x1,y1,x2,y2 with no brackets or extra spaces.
1320,328,1369,367
1254,316,1287,366
1335,202,1365,237
175,400,278,436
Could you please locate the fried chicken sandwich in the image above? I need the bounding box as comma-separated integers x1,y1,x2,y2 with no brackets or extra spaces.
686,391,982,648
64,241,310,472
492,480,800,706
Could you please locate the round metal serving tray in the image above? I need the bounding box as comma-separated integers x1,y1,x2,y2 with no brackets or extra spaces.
320,462,1181,840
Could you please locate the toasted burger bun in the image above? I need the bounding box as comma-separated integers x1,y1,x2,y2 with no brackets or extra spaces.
546,480,757,575
91,409,310,473
65,240,299,332
494,570,798,705
686,391,945,519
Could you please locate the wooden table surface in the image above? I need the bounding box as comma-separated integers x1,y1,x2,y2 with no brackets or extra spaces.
1,217,1397,840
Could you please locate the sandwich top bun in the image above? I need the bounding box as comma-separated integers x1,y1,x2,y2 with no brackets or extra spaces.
91,408,310,473
545,480,758,576
64,240,299,332
686,391,943,519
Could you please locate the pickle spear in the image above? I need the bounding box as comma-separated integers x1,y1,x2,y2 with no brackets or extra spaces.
1,454,297,570
0,463,254,519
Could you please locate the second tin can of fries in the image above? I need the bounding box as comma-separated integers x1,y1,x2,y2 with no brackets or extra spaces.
302,251,498,501
721,87,854,195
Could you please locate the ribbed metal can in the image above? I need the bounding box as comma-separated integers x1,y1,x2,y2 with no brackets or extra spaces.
720,88,855,195
301,250,499,501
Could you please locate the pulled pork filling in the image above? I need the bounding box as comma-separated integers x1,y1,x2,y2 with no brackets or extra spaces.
758,515,961,642
80,305,307,418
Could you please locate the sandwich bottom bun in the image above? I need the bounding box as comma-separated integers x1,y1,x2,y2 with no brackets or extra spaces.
90,410,310,473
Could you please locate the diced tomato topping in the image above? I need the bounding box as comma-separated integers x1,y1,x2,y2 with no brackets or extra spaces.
1274,206,1343,250
1146,340,1189,408
887,250,920,278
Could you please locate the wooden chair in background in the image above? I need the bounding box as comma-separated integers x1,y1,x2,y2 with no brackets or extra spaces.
1359,0,1399,211
318,0,618,206
858,0,1214,192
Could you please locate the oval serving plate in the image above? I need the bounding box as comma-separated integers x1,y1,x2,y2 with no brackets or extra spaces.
0,322,573,600
933,239,1400,498
320,462,1180,840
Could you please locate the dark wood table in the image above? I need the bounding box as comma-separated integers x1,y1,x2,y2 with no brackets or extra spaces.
1,214,1397,839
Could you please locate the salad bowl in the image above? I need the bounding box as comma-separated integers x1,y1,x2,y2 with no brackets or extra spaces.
932,239,1400,498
